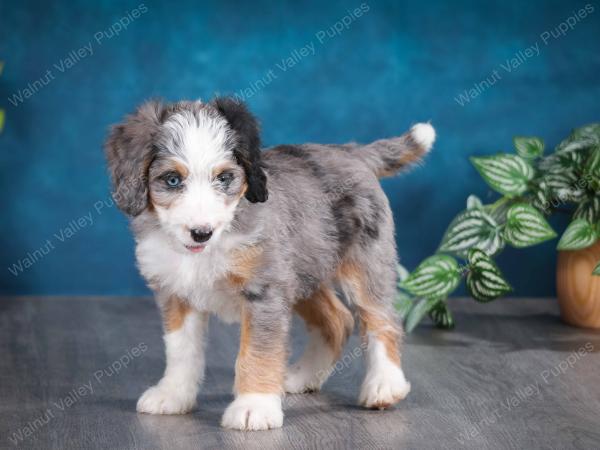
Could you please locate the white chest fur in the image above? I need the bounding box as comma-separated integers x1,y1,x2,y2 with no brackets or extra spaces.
135,228,251,323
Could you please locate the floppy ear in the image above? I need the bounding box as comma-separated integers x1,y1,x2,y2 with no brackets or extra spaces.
212,97,268,203
104,101,163,216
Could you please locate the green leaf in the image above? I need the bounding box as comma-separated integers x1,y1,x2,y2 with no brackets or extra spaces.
584,146,600,180
543,170,578,192
394,290,414,319
540,169,586,204
470,154,535,196
466,194,483,210
428,301,454,329
466,249,512,302
539,151,586,173
557,218,599,251
404,297,438,333
594,260,600,276
439,208,504,258
0,110,4,133
485,197,515,224
574,197,600,224
399,255,462,299
530,180,553,213
514,136,544,159
555,124,600,153
503,203,557,248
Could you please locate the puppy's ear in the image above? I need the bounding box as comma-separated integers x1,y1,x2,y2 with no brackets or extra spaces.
104,101,163,216
212,97,268,203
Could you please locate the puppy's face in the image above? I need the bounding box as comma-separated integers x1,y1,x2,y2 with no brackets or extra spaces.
149,111,248,252
105,99,268,254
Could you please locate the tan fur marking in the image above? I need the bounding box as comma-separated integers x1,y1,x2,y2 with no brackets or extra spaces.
294,286,354,358
237,180,248,201
224,178,248,207
337,260,401,365
375,138,426,178
173,160,190,178
163,295,192,332
148,157,189,209
235,304,285,394
211,162,237,179
226,245,263,289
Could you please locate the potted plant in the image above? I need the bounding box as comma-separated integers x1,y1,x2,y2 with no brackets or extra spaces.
396,124,600,332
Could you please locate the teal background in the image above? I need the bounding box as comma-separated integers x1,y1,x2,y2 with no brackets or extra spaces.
1,0,599,295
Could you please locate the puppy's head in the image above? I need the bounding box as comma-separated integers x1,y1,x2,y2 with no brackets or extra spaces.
105,97,267,253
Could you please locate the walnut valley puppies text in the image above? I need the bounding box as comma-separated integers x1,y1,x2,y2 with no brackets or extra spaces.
7,3,148,107
233,2,370,102
7,343,147,446
454,4,595,106
7,179,142,277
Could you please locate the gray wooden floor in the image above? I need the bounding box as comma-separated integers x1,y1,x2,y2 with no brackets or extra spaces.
1,296,599,450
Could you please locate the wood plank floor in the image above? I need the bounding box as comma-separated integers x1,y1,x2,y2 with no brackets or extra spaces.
0,296,599,450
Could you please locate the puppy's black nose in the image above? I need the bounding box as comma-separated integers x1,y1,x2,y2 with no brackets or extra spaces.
190,227,213,243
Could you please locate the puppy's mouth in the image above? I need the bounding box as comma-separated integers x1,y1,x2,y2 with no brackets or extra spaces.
184,244,206,254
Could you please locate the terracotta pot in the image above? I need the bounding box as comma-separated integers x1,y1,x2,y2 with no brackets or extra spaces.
557,240,600,329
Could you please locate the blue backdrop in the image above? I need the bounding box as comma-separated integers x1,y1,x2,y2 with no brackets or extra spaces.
1,0,599,296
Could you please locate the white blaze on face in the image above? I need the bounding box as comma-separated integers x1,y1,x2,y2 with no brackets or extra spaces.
155,110,241,249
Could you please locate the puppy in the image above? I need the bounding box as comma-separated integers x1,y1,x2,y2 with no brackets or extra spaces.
104,98,435,431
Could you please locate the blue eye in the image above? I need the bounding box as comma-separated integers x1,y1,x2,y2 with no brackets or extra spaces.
217,172,234,184
165,174,181,187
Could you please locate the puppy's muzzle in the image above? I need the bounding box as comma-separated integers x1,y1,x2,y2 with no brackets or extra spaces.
190,227,213,243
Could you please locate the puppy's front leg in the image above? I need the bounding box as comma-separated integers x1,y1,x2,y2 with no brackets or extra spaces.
137,294,208,415
221,295,289,430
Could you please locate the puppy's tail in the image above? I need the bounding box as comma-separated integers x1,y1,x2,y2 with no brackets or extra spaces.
350,123,435,178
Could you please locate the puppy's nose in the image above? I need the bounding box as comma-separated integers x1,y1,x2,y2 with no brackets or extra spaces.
190,227,213,243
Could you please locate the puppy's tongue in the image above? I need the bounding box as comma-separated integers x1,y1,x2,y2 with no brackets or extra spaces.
186,245,205,253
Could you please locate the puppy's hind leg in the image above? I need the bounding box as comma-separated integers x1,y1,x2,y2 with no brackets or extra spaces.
337,258,411,409
285,286,354,394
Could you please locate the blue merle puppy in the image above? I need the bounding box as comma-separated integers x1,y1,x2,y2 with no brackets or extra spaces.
104,97,435,430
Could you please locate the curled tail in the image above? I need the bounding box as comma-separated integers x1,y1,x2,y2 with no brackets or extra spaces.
351,123,436,178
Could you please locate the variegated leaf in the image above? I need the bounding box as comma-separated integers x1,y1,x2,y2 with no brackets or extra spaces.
466,249,512,302
557,218,598,251
539,151,585,172
485,198,515,224
542,169,586,203
514,136,544,159
584,146,600,180
428,301,454,329
555,124,600,153
404,297,439,333
439,208,504,258
399,255,461,299
503,203,557,248
531,180,553,213
574,197,600,224
594,260,600,276
395,290,414,319
544,170,578,191
466,194,483,210
470,154,534,196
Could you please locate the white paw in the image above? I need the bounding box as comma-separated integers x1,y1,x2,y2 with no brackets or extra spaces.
359,366,411,409
411,122,436,151
221,393,283,431
136,382,197,415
